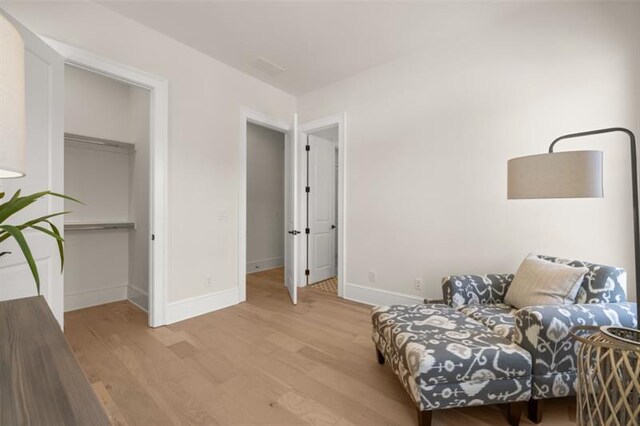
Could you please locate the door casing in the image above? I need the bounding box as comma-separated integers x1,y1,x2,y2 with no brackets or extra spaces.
238,108,294,303
44,38,169,328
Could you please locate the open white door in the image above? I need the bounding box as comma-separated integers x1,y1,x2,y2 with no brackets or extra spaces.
308,134,337,284
283,114,298,304
0,10,65,326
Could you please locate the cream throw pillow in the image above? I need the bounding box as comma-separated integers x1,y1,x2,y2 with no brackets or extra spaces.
505,254,588,308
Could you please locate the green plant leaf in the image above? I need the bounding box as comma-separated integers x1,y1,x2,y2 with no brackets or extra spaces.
0,190,50,223
44,220,64,272
0,211,70,244
0,225,40,293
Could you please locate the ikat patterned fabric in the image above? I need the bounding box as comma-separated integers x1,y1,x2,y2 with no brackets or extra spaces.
457,303,518,340
442,274,514,308
371,304,531,411
536,255,627,304
513,302,637,399
440,256,636,400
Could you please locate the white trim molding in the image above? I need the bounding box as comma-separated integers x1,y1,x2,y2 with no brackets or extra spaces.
299,113,347,298
247,257,284,274
127,286,149,312
64,284,128,312
43,38,170,328
165,288,238,325
344,283,424,306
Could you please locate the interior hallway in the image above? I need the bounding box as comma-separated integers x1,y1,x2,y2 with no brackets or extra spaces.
65,269,576,425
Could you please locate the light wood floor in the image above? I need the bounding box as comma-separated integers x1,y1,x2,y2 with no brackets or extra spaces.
65,268,576,425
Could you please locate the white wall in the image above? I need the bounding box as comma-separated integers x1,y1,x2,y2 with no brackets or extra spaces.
64,65,150,311
246,123,285,273
128,84,151,311
298,2,640,303
2,1,296,317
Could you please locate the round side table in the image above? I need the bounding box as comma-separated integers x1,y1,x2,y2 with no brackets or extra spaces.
571,326,640,426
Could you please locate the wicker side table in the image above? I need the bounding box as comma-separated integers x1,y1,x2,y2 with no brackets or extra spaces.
571,326,640,426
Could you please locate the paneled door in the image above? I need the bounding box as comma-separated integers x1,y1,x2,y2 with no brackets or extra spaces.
0,10,65,326
283,114,298,304
308,134,337,284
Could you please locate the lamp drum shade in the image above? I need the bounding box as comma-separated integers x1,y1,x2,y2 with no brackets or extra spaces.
0,13,26,178
508,150,604,199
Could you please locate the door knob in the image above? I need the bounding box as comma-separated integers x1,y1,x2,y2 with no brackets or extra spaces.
331,225,336,230
288,230,300,235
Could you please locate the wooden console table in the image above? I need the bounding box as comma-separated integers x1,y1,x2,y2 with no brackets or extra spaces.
0,296,109,425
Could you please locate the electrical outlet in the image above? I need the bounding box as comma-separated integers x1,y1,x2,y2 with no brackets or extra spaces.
205,277,213,288
414,278,423,290
368,271,377,283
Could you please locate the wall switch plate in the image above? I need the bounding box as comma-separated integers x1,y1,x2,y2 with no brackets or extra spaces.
205,277,214,288
368,271,377,283
414,278,423,290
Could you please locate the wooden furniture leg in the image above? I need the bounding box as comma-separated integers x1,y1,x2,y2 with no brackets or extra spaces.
375,348,385,365
527,399,543,424
507,402,524,426
417,409,432,426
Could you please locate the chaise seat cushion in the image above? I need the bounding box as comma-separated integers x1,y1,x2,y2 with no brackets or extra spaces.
457,303,517,340
372,304,531,411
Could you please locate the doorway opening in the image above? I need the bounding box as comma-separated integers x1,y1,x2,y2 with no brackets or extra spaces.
298,113,347,299
303,126,339,296
245,122,287,298
63,65,151,322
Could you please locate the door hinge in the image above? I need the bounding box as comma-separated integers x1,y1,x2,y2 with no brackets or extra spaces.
305,186,310,193
305,145,310,152
305,228,310,234
305,269,310,276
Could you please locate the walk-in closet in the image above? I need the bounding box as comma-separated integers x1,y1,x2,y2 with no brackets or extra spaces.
63,65,150,313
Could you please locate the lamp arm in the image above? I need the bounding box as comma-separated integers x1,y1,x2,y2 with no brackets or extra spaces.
549,127,639,327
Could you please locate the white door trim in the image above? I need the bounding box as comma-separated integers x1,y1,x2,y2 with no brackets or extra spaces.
43,38,169,328
298,113,347,298
238,107,291,303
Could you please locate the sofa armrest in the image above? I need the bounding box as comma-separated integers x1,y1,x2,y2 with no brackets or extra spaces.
514,302,637,398
441,274,514,307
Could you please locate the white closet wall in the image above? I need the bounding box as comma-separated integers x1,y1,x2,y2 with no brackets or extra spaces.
127,88,150,310
64,65,150,311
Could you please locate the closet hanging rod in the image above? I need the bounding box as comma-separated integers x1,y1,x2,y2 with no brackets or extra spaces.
64,133,136,152
64,222,135,232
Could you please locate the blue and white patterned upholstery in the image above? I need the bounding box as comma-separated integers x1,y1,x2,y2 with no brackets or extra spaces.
536,255,627,304
371,304,531,411
441,255,638,401
457,303,518,340
442,274,514,308
514,302,637,399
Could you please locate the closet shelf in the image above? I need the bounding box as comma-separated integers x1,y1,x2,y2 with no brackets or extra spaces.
65,222,135,232
64,133,136,153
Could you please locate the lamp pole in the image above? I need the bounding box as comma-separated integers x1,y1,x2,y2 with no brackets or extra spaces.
548,127,639,328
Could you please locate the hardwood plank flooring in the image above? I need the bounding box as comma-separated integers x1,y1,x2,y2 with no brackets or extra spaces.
65,268,576,425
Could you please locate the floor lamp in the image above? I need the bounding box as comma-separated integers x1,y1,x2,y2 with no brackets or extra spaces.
507,127,639,330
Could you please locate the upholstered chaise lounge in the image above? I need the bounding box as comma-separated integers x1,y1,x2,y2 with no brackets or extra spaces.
372,303,532,426
441,255,638,422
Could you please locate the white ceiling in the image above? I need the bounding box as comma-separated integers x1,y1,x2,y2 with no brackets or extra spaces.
99,1,521,95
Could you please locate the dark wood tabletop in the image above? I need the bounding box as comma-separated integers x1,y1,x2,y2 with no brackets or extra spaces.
0,296,110,425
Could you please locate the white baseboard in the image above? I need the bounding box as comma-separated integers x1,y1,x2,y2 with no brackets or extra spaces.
166,287,238,324
343,283,424,306
65,284,128,312
127,285,148,312
247,257,283,274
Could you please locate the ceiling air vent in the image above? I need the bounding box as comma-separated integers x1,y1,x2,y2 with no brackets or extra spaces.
251,57,285,76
